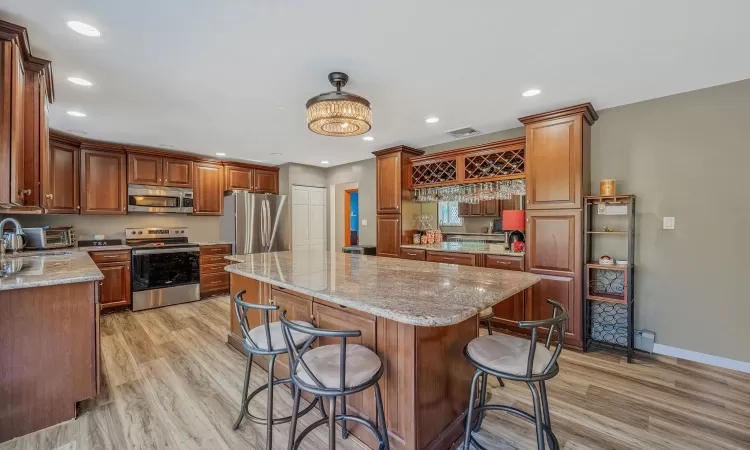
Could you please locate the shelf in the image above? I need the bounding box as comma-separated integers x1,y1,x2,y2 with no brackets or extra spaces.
586,263,630,270
587,294,626,304
586,231,628,235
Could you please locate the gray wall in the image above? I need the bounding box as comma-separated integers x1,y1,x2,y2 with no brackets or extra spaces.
325,158,377,246
590,78,750,362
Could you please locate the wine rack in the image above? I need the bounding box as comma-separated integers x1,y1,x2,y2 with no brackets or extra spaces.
411,159,457,186
464,148,525,180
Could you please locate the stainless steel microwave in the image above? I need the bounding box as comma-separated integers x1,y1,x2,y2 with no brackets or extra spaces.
127,185,194,214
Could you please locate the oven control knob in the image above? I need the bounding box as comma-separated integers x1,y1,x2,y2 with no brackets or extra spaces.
138,231,143,235
131,231,136,235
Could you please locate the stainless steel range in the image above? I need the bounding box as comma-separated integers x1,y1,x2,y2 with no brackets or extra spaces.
127,227,200,311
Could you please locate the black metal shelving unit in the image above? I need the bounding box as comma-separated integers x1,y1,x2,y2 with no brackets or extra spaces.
582,195,636,362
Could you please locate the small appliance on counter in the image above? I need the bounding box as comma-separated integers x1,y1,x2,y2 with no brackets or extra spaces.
22,226,76,250
342,245,376,255
126,227,200,311
502,210,526,252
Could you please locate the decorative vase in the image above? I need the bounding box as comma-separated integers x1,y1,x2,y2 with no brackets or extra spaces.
600,179,616,196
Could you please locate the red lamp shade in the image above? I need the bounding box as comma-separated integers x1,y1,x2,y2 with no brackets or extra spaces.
502,210,525,231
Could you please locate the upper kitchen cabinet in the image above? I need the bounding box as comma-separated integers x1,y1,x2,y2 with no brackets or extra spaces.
519,104,597,210
80,145,127,215
373,146,423,214
194,162,224,215
127,153,193,188
254,168,278,194
23,57,53,208
162,157,192,187
0,37,25,206
43,136,79,214
127,153,161,185
225,164,254,191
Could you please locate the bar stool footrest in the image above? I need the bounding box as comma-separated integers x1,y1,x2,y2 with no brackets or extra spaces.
238,377,319,427
294,414,387,450
466,404,559,450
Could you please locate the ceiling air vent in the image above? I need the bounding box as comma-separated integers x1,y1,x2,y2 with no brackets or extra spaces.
445,126,481,139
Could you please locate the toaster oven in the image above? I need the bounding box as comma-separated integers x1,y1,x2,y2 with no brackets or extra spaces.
22,227,76,249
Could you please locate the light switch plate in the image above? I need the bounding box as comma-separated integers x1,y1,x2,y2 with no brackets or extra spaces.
663,217,675,230
361,219,368,226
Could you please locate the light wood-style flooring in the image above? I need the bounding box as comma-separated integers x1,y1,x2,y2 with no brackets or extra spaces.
1,296,749,450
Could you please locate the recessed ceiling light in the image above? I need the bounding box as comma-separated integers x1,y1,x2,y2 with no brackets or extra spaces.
67,77,93,86
425,117,440,124
363,136,374,141
522,89,541,97
270,152,282,156
67,111,86,117
321,160,330,164
215,152,226,156
67,21,101,37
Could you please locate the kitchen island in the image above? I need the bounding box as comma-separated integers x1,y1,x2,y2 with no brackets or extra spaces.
0,251,103,442
224,250,540,450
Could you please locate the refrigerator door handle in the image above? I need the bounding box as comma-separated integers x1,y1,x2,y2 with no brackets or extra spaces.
260,200,267,248
264,199,272,250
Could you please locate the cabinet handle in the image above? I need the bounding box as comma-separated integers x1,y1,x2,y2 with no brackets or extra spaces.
443,257,455,261
45,193,54,200
527,199,530,204
209,280,224,285
497,261,511,265
20,189,31,196
122,206,126,211
158,178,162,182
407,252,417,256
76,205,80,210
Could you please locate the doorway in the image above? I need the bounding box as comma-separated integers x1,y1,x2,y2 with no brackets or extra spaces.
344,189,359,246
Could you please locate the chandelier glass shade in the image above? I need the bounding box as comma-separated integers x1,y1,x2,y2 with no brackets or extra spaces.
306,72,371,137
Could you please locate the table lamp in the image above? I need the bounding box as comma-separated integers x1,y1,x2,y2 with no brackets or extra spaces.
502,210,526,251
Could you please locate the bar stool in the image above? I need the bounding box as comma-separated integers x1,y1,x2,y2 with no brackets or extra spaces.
478,307,505,388
232,290,321,450
463,299,568,450
279,310,389,450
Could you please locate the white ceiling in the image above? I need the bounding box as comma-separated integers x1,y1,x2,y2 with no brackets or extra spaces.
2,1,750,167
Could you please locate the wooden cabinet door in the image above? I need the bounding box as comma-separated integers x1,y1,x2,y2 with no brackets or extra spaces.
23,70,50,207
526,275,580,347
525,209,581,275
127,154,162,185
225,165,254,191
482,200,500,216
162,157,193,187
425,251,477,266
44,142,79,214
525,115,584,209
254,168,277,194
376,215,401,257
458,203,471,217
312,301,377,434
80,149,127,215
9,41,25,205
376,152,401,214
97,262,131,308
492,291,525,328
194,162,224,215
269,289,313,379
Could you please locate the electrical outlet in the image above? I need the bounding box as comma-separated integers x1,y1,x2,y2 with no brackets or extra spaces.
361,219,367,226
663,217,675,230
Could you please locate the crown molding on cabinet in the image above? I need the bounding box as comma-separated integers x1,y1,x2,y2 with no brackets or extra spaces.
518,102,599,125
0,19,54,103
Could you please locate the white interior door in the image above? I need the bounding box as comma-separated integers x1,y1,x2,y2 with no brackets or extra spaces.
292,185,326,252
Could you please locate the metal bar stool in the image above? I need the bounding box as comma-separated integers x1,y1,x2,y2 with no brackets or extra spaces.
478,307,505,388
232,290,321,450
279,310,389,450
463,299,569,450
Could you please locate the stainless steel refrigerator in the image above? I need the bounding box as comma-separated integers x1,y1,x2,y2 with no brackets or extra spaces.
219,191,289,254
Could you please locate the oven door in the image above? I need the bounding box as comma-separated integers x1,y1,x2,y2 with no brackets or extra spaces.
131,248,200,292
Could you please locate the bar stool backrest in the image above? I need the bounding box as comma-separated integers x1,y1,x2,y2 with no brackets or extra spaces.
517,299,569,378
279,310,361,393
233,289,280,353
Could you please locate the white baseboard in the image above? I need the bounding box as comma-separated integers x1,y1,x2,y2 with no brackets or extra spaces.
653,344,750,373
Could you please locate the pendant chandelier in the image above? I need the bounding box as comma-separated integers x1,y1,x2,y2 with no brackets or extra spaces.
306,72,372,137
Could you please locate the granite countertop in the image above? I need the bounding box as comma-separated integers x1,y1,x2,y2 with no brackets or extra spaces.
0,251,103,291
401,242,525,257
224,250,540,327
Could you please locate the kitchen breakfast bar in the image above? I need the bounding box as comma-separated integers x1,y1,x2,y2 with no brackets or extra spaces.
224,250,540,450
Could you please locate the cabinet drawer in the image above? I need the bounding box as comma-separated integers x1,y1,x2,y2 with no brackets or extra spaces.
271,286,313,301
200,262,227,274
314,298,376,321
426,251,476,266
200,254,229,265
200,272,229,291
485,255,524,271
400,248,426,261
200,244,232,256
89,250,131,264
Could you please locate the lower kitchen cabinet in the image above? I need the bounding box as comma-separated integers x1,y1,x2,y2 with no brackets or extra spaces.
526,274,579,347
200,244,232,297
426,250,477,266
89,250,131,308
376,215,401,257
400,247,426,260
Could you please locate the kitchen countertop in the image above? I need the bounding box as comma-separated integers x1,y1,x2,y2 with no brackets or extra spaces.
401,242,525,257
0,251,103,291
224,250,539,327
